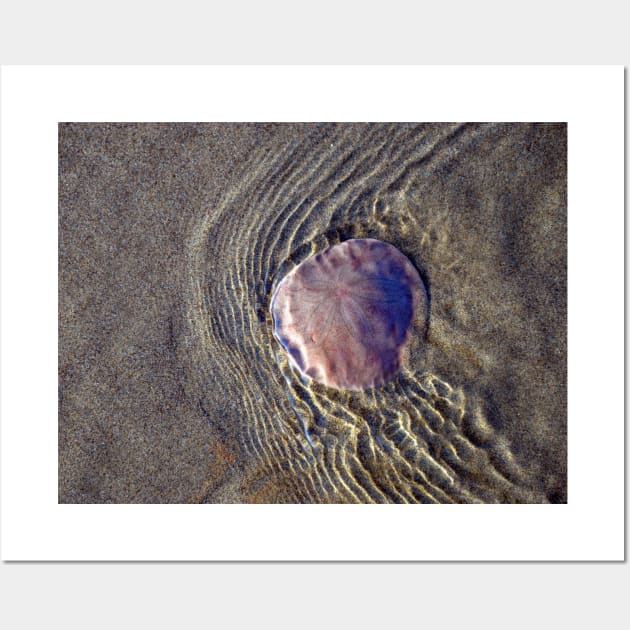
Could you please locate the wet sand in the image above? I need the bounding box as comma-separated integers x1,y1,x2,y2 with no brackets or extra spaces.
58,123,566,503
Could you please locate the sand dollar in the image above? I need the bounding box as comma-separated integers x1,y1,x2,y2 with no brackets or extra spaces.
271,238,427,390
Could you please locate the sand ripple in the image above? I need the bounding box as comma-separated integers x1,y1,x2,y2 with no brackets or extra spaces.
184,123,563,503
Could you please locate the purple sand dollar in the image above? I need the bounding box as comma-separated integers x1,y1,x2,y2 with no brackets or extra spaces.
271,238,428,391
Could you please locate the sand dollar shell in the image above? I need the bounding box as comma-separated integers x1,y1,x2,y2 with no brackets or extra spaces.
271,238,427,390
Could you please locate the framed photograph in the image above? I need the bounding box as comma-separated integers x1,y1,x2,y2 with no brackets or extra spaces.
1,66,624,560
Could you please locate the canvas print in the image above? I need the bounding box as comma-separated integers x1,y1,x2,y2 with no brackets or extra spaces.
58,122,567,503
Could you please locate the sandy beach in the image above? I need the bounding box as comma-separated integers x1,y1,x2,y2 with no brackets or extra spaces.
59,122,566,503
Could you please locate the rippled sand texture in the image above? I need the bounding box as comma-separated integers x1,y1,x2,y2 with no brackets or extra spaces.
185,123,567,503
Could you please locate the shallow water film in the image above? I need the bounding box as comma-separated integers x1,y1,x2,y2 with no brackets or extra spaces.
59,123,567,503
